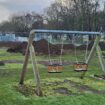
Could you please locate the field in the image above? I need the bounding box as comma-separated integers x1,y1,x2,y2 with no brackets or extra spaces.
0,48,105,105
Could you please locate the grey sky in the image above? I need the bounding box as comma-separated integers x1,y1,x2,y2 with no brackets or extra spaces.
0,0,104,23
0,0,55,23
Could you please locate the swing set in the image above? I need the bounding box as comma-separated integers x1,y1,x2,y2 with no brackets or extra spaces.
47,33,64,73
19,29,105,96
46,32,89,73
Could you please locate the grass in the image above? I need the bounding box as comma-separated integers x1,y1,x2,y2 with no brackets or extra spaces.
0,48,105,105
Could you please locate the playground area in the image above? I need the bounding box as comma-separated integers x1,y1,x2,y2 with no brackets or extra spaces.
0,30,105,105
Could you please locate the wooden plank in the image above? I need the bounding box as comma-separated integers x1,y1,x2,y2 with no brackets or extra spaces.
96,45,105,74
81,35,101,79
19,34,33,85
30,44,43,96
86,35,101,64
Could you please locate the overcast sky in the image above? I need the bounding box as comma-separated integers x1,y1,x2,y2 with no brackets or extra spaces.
0,0,104,23
0,0,55,23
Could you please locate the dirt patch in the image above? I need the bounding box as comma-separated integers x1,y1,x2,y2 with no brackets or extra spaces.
39,60,73,66
15,85,35,96
7,39,62,55
15,82,73,97
0,41,22,48
94,75,105,80
54,87,71,95
15,79,105,97
1,60,24,64
5,40,105,55
7,42,27,55
0,59,73,66
0,61,5,66
64,79,105,94
33,39,61,55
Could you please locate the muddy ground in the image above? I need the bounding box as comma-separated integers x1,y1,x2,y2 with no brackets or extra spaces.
16,79,105,97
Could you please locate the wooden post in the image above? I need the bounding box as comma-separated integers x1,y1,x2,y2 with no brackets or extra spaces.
19,32,34,85
86,35,101,64
96,45,105,74
19,30,43,96
81,35,101,79
30,44,43,96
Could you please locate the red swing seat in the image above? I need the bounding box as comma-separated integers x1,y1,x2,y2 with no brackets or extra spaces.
47,63,63,73
74,62,88,72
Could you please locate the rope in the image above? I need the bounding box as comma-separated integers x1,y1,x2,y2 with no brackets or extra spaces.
85,35,89,62
59,34,65,65
47,34,52,65
74,46,78,63
47,34,64,66
73,34,78,63
73,34,90,63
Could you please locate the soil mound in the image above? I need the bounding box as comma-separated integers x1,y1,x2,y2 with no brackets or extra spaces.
33,39,61,55
0,42,21,48
7,42,27,55
7,39,61,55
6,40,105,55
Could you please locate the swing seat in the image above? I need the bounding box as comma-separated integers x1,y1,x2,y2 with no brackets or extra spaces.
74,62,88,72
48,64,63,73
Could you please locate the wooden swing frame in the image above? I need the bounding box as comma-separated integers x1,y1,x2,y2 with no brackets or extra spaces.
19,29,104,96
